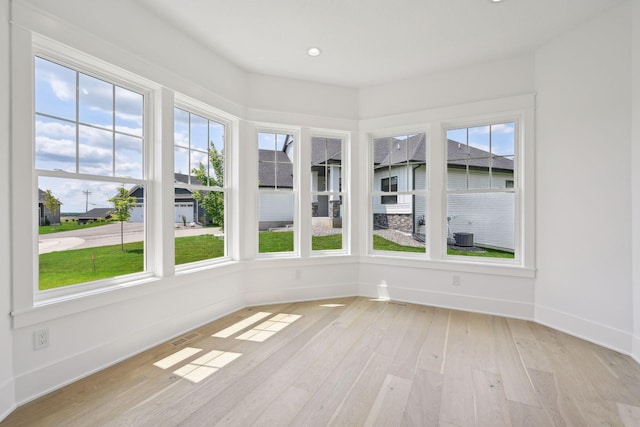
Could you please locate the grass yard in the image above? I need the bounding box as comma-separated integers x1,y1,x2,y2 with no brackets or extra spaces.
39,241,144,290
39,231,512,290
39,235,226,290
372,235,425,253
312,233,342,251
447,247,515,258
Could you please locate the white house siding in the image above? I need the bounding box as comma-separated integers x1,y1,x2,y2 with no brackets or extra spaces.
414,165,427,233
372,165,413,214
447,191,515,251
259,192,294,229
448,169,513,189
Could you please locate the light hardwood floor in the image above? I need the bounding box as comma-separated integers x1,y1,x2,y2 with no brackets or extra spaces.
3,297,640,426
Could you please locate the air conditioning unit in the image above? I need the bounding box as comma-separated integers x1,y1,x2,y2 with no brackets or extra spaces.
453,232,474,247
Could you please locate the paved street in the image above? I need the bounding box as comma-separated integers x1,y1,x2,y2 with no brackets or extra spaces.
39,222,221,254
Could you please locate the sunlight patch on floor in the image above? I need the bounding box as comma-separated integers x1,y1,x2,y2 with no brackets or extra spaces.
212,311,273,338
236,313,302,342
172,350,242,383
153,347,202,369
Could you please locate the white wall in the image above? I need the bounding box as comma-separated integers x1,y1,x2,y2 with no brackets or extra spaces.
0,0,15,420
632,0,640,361
534,2,633,352
359,53,535,119
3,0,639,421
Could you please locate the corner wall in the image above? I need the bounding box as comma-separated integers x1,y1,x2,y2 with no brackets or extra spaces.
534,2,634,353
0,0,15,419
632,0,640,362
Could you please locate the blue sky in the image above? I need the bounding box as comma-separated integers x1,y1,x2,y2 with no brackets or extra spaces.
447,123,515,157
35,57,225,213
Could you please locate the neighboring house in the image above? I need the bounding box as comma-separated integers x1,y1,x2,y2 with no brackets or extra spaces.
258,147,294,230
77,208,113,225
128,173,209,224
372,134,515,252
311,137,342,228
38,188,61,226
258,137,344,230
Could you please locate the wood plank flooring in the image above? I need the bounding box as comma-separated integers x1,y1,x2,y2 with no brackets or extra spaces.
3,297,640,426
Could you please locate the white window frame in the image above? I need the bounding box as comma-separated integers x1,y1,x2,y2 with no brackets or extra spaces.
173,95,233,270
442,117,521,266
256,127,300,258
30,38,158,304
369,130,429,257
310,132,349,256
363,94,535,275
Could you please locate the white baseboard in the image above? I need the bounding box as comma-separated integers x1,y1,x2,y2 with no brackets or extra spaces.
633,334,640,364
535,304,633,356
0,377,16,423
358,282,535,320
244,282,360,307
14,293,245,405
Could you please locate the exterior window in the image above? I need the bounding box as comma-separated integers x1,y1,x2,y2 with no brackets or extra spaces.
380,177,398,204
372,133,427,254
311,136,344,252
35,56,146,290
174,107,227,265
446,123,516,259
258,131,296,254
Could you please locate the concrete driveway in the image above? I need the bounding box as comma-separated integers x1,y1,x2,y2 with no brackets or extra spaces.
39,222,221,254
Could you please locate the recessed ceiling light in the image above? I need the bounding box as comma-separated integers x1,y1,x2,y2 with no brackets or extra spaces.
307,47,321,57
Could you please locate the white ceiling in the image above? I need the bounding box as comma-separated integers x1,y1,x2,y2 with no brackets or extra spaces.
137,0,623,89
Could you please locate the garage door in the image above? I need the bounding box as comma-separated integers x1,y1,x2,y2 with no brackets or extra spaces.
175,203,194,223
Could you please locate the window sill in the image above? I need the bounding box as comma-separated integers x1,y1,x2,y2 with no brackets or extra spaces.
12,261,243,329
360,254,536,278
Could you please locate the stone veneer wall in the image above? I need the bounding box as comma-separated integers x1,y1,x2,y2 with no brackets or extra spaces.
373,214,412,231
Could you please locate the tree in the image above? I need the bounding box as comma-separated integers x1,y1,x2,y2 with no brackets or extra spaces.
42,189,62,225
108,186,138,251
192,143,224,229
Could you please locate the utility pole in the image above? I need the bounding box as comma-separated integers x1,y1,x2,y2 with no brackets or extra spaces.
83,190,92,213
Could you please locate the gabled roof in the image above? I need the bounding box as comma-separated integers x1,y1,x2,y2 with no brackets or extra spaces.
258,149,293,188
374,134,426,167
77,208,113,220
373,134,514,172
311,137,342,166
447,140,514,172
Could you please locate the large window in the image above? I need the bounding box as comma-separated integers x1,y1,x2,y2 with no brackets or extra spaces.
446,122,516,259
35,56,146,290
174,106,227,265
311,136,344,252
371,133,427,254
258,131,296,254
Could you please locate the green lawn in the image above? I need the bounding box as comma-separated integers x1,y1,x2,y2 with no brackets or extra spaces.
372,235,425,253
312,233,342,251
39,231,513,290
39,235,226,290
39,241,144,290
447,247,515,258
39,220,111,235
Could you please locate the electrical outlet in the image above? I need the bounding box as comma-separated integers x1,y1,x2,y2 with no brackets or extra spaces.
33,328,49,350
452,275,460,286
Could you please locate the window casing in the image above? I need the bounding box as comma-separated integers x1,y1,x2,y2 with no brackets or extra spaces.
35,55,149,292
173,104,228,266
258,130,298,255
310,135,345,252
446,122,517,260
371,133,427,254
